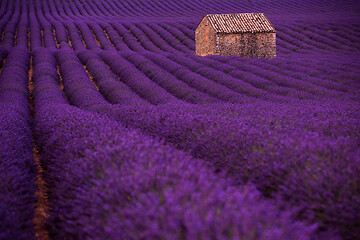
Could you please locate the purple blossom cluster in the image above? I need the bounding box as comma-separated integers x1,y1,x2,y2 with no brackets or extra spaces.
1,0,360,239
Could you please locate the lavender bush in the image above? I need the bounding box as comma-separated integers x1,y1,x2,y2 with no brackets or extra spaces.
0,47,36,240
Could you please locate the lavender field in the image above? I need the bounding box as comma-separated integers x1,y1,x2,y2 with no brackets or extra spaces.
0,0,360,239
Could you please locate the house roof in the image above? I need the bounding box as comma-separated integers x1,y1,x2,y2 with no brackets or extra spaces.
205,13,275,34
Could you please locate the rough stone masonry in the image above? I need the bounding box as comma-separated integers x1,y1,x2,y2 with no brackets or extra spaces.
195,13,276,58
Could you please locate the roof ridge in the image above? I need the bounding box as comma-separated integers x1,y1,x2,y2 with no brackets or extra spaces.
205,13,275,34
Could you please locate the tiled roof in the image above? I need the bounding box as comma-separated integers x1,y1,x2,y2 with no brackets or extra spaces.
206,13,275,33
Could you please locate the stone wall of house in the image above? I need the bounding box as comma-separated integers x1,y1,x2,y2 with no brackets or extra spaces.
195,18,217,56
255,32,276,58
216,32,276,58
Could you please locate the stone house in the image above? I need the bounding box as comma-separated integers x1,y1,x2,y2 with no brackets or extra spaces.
195,13,276,58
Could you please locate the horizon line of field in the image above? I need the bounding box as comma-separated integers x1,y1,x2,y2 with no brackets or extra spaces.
3,0,358,51
1,0,355,21
1,12,360,55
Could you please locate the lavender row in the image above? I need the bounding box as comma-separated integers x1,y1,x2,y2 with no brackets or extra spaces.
100,23,129,51
100,50,180,105
158,23,195,51
304,25,357,50
0,104,36,240
121,22,163,52
30,0,54,49
76,50,148,105
56,49,108,108
64,22,86,51
328,24,360,43
278,24,355,52
140,51,247,102
167,53,276,99
34,102,321,240
32,48,68,107
120,51,217,103
285,53,360,75
0,0,20,49
217,56,340,98
0,0,13,26
207,56,329,99
0,46,7,67
255,57,357,94
28,0,42,50
0,46,30,107
147,23,192,53
88,23,115,50
169,22,195,41
210,55,352,95
220,54,360,97
276,25,331,52
133,23,176,52
0,47,36,240
109,22,146,51
89,100,360,239
76,22,101,50
33,0,58,49
14,0,29,48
